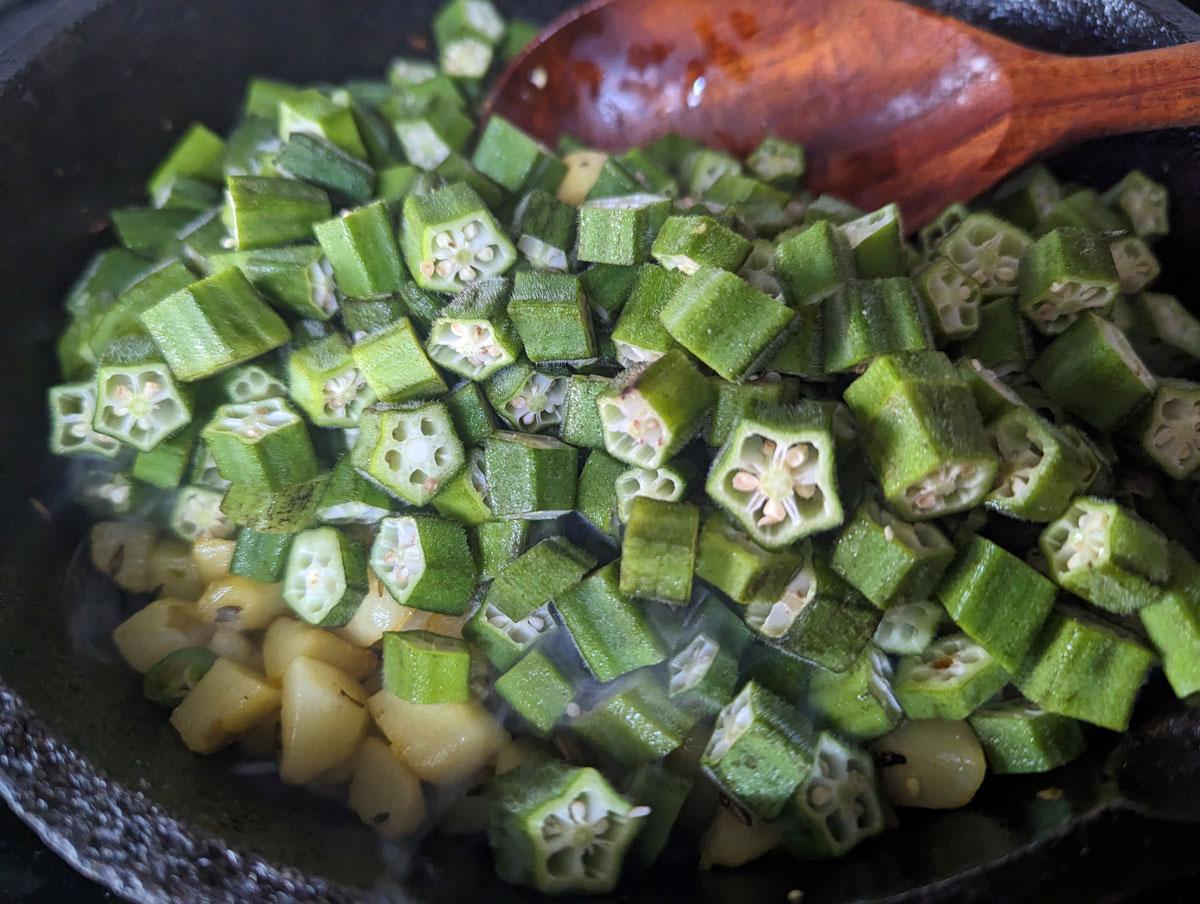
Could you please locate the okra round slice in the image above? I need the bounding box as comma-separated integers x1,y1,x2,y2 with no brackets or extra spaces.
171,485,236,541
956,298,1034,377
400,183,516,293
48,382,123,459
807,647,903,742
509,272,597,364
316,454,392,525
986,407,1090,522
707,401,842,549
383,630,471,704
575,449,625,538
487,362,569,434
514,189,576,272
1139,379,1200,480
352,402,465,506
351,317,447,403
431,448,493,525
433,0,504,78
576,194,673,267
938,212,1032,296
915,258,981,342
873,600,943,655
667,633,739,718
737,239,783,299
287,334,375,428
747,136,806,191
609,264,686,367
220,364,288,404
143,647,218,709
968,698,1085,774
918,202,970,257
1109,236,1161,295
840,204,906,278
614,462,688,523
369,515,476,615
203,397,318,492
466,600,555,671
1139,544,1200,698
283,526,369,627
92,362,192,452
1017,227,1118,335
894,634,1009,721
427,278,521,380
484,430,578,519
1103,169,1169,239
488,760,642,895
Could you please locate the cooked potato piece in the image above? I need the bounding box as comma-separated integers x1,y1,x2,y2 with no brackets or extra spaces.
209,626,260,670
558,150,609,206
335,576,425,648
196,576,287,631
349,737,427,837
368,691,507,785
113,597,213,673
192,538,236,585
263,618,378,682
280,657,369,785
170,658,281,754
148,537,204,599
91,521,159,592
699,803,782,869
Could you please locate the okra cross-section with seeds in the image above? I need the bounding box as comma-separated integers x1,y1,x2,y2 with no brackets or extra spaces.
938,212,1032,296
486,362,568,434
985,406,1090,522
351,402,465,506
369,515,476,615
203,397,318,492
172,485,236,542
1103,169,1169,239
1139,379,1200,479
426,278,521,380
286,334,375,428
915,258,981,342
613,461,689,523
695,513,804,605
401,183,516,293
1017,227,1118,335
282,526,369,628
894,633,1009,720
465,598,555,671
873,600,944,656
49,382,124,458
667,633,739,718
1109,236,1161,294
93,361,192,452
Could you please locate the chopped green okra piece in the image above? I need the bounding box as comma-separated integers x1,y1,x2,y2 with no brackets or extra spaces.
147,123,225,199
487,536,595,621
968,698,1085,774
1103,169,1169,239
370,514,476,614
743,639,812,704
444,380,497,445
221,473,328,533
131,423,198,488
172,485,237,541
614,148,679,196
1138,379,1200,480
508,272,596,363
484,430,577,519
313,202,403,299
651,215,751,276
840,204,907,278
48,382,124,459
597,349,713,468
92,360,192,452
473,518,528,581
352,402,464,506
385,91,474,169
278,88,367,159
466,598,555,671
703,681,814,819
432,0,504,78
434,153,508,211
143,647,218,710
495,646,575,735
619,497,700,604
64,247,150,323
500,17,540,59
576,449,626,537
1030,312,1156,431
387,57,438,88
820,278,932,373
431,449,493,525
1016,227,1118,335
486,362,568,433
1140,545,1200,698
199,397,315,495
660,267,794,381
985,406,1090,522
746,136,806,191
765,304,824,379
873,600,943,655
918,202,970,257
1126,291,1200,375
556,562,668,682
383,630,470,704
401,183,516,293
666,633,739,717
1039,188,1128,236
915,258,981,342
991,165,1062,231
230,528,294,584
955,298,1033,377
84,260,195,363
737,238,783,299
560,374,611,450
1109,236,1161,294
152,175,220,212
620,765,692,874
707,401,843,549
695,513,803,605
283,526,368,627
426,278,520,380
576,194,672,266
1016,606,1156,731
938,212,1032,296
808,648,903,742
613,460,690,523
287,333,376,427
110,206,195,258
680,148,742,197
574,675,694,766
222,175,331,249
351,317,446,402
894,633,1009,720
513,189,577,273
190,442,231,491
956,358,1025,420
609,264,686,367
1039,496,1169,614
587,157,651,200
208,245,339,321
219,365,287,404
472,115,563,193
488,761,641,895
707,374,796,448
703,173,787,211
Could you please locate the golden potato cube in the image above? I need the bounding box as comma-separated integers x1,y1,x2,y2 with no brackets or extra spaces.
196,576,287,631
349,737,427,837
113,597,213,673
192,538,237,585
279,656,369,785
368,691,507,785
148,537,204,600
263,618,378,682
170,658,281,754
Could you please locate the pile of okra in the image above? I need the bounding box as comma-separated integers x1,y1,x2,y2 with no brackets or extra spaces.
46,0,1200,894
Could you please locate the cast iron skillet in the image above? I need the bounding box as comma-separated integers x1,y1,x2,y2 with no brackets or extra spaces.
3,1,1200,901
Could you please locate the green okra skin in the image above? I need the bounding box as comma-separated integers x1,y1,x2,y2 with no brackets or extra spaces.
434,153,509,213
219,364,287,404
375,163,422,207
985,406,1090,522
702,681,815,820
383,630,471,704
278,88,368,159
573,674,695,767
207,245,339,322
703,172,789,212
820,278,932,373
1103,169,1169,239
575,194,673,266
222,175,332,249
513,189,577,273
1038,188,1128,236
621,765,693,874
614,148,680,196
893,633,1010,720
660,267,795,382
220,473,328,534
586,157,649,200
1016,227,1119,335
313,201,404,299
91,360,193,452
488,760,641,896
575,449,626,538
484,361,569,434
283,526,369,627
486,536,595,622
386,57,438,88
146,123,226,199
955,358,1026,421
968,698,1086,774
680,148,742,196
651,215,752,276
597,349,714,469
400,183,517,293
742,640,812,704
444,380,497,446
272,133,375,204
1109,236,1161,295
938,212,1032,297
803,193,866,226
1125,291,1200,376
131,423,198,488
484,430,578,519
403,71,471,109
242,77,302,119
1138,379,1200,480
47,382,124,459
918,202,971,257
555,561,669,682
559,374,611,450
766,303,825,379
86,260,195,363
507,272,596,363
110,206,196,258
430,451,493,526
190,441,232,491
143,647,219,710
915,258,982,343
370,514,477,614
64,248,151,325
140,269,289,382
1016,606,1157,731
666,633,740,717
746,136,806,191
990,164,1062,232
202,397,318,492
1058,425,1112,495
472,115,562,193
426,277,521,381
473,519,529,581
230,528,294,583
706,375,798,448
351,317,447,403
613,460,693,524
935,534,1057,671
466,596,556,672
351,402,465,505
954,297,1034,377
840,204,907,278
609,264,686,367
433,0,504,78
1039,496,1170,615
873,600,944,655
287,333,376,428
695,513,804,605
619,497,701,604
495,646,576,736
1139,545,1200,698
152,175,221,212
221,112,281,177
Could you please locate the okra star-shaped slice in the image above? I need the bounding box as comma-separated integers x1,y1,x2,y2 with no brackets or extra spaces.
369,515,476,615
400,183,516,293
1016,227,1119,335
486,362,569,433
1139,379,1200,480
667,633,739,718
937,212,1032,297
92,361,192,452
350,402,465,506
426,278,521,380
893,633,1009,720
202,397,318,493
914,258,982,343
286,334,376,428
707,401,843,549
48,382,123,458
1103,169,1170,239
282,526,369,627
985,406,1091,522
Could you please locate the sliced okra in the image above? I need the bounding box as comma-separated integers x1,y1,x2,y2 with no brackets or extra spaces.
488,760,642,895
387,56,438,88
189,442,231,491
695,514,803,605
352,402,465,505
1103,169,1169,239
575,449,626,537
313,202,403,299
821,278,932,373
219,365,287,404
132,423,198,488
1039,496,1170,614
873,600,943,656
597,349,713,468
110,206,195,257
92,360,192,452
839,204,906,278
508,272,597,363
1030,312,1156,431
282,526,369,627
707,401,842,549
220,473,328,533
172,485,236,541
573,675,695,767
667,633,739,718
278,88,367,159
83,261,192,370
702,681,814,820
609,264,686,367
1140,544,1200,698
230,528,293,583
614,148,679,196
680,148,742,197
467,595,556,670
1016,227,1118,335
273,132,374,205
287,333,375,428
620,765,692,874
985,406,1090,522
968,698,1085,774
435,152,509,212
619,497,700,604
893,633,1009,720
1109,236,1161,294
472,115,562,193
426,278,520,381
486,362,569,433
651,215,751,276
576,194,672,266
917,202,970,257
807,647,903,742
737,239,783,299
558,374,611,450
703,173,788,213
400,183,516,293
991,165,1062,231
587,157,650,200
222,174,331,249
613,460,689,524
433,0,504,78
487,536,595,621
146,122,225,199
1016,606,1156,731
209,245,339,321
707,373,797,448
513,188,576,272
1130,291,1200,375
369,514,477,615
742,639,812,704
766,304,824,379
151,175,220,212
580,263,640,324
382,630,471,704
203,397,318,492
956,358,1026,420
444,380,497,446
1039,188,1128,235
746,136,806,191
351,317,447,403
143,647,219,710
495,646,575,735
955,298,1033,377
1138,379,1200,480
484,430,578,519
48,382,124,459
473,518,529,581
915,258,981,342
938,212,1032,296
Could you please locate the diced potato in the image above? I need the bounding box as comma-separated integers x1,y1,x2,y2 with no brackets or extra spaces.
196,576,287,631
558,150,609,206
279,657,368,785
113,597,213,673
209,626,260,670
311,740,363,789
192,538,236,585
170,658,281,754
336,577,424,648
368,691,508,785
263,618,378,682
239,713,281,760
349,737,427,838
91,521,159,592
698,803,782,870
148,537,204,599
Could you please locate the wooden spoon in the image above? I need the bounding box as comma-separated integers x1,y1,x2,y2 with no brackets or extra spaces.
484,0,1200,226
